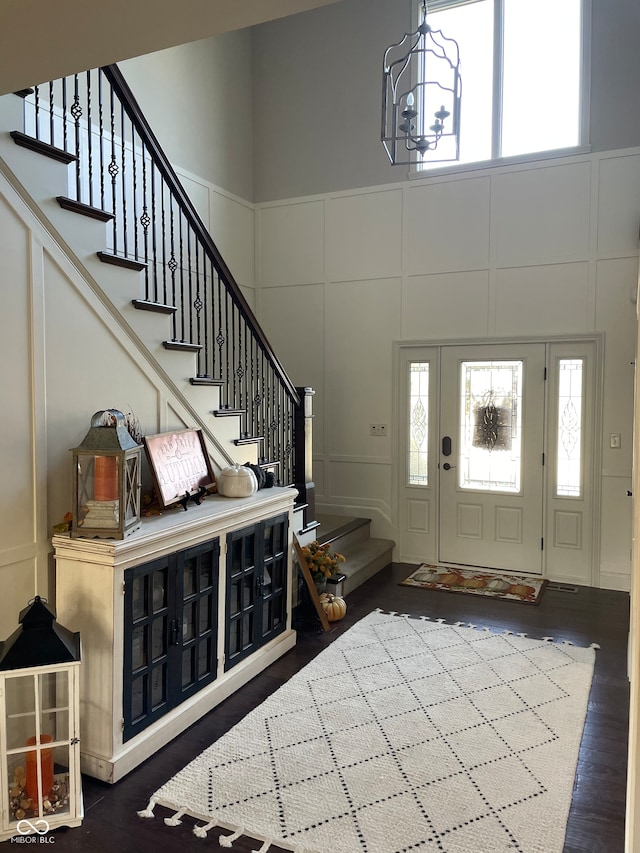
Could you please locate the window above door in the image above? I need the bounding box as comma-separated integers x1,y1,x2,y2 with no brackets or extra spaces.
414,0,590,172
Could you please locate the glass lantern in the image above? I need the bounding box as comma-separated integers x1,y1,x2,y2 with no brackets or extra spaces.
71,409,142,540
0,596,82,841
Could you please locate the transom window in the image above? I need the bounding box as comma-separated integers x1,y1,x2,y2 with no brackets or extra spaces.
420,0,586,168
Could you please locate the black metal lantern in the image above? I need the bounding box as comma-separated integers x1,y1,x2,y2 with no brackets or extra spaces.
382,0,461,166
71,409,142,540
0,597,82,840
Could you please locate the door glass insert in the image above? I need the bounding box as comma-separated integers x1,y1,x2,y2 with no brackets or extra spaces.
409,362,430,486
459,360,523,493
556,358,583,497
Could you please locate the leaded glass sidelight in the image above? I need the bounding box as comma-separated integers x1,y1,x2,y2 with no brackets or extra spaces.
409,362,429,485
459,360,523,493
556,358,583,497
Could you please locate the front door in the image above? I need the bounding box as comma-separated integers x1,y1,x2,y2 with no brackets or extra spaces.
438,344,546,573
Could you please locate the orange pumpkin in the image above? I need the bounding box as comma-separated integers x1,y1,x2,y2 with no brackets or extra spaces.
319,593,347,621
462,577,487,588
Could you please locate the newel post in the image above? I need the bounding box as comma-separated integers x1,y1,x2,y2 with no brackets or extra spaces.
294,387,315,523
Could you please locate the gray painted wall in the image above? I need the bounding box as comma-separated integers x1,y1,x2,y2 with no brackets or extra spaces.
121,29,255,202
252,0,640,202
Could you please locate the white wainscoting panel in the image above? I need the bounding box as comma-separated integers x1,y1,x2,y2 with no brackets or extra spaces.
326,190,402,282
404,176,490,275
402,271,490,339
492,162,591,267
597,154,640,256
494,262,589,335
259,201,325,285
260,283,326,455
326,278,401,458
209,192,255,288
596,257,638,473
329,460,391,512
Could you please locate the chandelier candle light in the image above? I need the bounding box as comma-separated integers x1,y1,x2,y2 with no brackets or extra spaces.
382,0,461,166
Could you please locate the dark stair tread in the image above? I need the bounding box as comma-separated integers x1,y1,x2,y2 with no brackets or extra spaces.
299,520,322,536
97,251,146,271
132,299,176,315
163,340,202,353
13,89,35,99
56,196,114,222
213,408,245,417
257,459,280,469
234,436,264,446
11,130,76,164
190,377,224,386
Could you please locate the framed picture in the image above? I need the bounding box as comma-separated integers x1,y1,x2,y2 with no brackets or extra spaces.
144,429,216,508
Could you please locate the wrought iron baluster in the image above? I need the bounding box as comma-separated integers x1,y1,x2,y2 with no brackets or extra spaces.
161,176,167,305
194,240,203,375
178,212,185,341
109,84,119,253
120,102,128,257
62,78,68,152
48,82,54,148
150,163,158,301
34,84,40,141
131,124,139,260
140,141,150,299
98,71,105,211
168,196,177,316
86,71,94,208
72,75,82,201
187,221,193,344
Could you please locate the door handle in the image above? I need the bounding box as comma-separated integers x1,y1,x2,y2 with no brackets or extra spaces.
443,462,456,470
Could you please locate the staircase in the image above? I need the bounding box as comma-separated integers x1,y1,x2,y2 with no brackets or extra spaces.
0,65,316,524
306,514,395,597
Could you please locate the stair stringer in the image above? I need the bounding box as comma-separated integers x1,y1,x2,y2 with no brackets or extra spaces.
0,153,246,474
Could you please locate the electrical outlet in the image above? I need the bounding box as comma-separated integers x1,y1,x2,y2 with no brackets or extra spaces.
370,424,388,436
610,433,621,449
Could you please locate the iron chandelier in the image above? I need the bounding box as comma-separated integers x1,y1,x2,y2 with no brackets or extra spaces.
382,0,462,166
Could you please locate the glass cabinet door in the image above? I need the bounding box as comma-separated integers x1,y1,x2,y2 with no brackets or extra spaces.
123,539,220,741
225,514,288,672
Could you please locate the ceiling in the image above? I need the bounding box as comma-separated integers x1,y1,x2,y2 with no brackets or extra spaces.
0,0,341,96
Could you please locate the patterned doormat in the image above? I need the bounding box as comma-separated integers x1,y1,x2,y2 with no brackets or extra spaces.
401,564,548,605
138,610,595,852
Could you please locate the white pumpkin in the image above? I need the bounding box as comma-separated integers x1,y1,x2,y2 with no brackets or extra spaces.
216,464,258,498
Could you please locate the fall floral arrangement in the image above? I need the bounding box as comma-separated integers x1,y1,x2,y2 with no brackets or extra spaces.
301,540,346,582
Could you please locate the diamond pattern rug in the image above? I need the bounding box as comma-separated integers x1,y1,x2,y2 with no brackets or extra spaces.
138,610,596,853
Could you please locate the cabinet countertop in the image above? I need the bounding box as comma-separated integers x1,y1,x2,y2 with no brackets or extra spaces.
52,486,297,567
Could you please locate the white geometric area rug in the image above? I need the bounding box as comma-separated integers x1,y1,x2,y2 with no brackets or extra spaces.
138,610,597,853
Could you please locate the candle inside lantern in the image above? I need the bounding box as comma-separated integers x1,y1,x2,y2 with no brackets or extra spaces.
94,455,118,501
25,735,54,802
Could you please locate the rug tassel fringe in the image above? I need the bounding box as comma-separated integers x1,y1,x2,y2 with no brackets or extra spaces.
590,642,601,650
137,798,156,819
193,818,219,838
251,839,273,852
164,806,188,826
220,827,244,847
542,636,554,642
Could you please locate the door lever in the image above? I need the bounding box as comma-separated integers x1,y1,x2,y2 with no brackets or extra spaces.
442,462,456,471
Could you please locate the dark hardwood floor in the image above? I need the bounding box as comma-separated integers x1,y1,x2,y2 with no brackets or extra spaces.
23,563,629,852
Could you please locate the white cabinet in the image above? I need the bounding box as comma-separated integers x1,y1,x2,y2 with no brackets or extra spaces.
52,488,296,783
